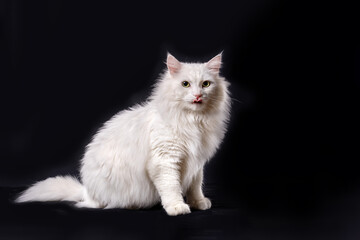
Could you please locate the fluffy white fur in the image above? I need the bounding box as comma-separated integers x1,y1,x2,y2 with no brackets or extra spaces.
16,53,231,216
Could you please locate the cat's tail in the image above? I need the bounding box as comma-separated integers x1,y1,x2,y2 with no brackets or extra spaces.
15,176,84,203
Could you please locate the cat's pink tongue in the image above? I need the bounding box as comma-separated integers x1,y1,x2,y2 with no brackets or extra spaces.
193,99,202,103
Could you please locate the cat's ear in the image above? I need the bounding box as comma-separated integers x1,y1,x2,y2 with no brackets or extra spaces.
206,52,222,75
167,53,182,76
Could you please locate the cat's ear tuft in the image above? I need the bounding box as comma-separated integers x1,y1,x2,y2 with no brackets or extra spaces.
167,53,182,76
206,52,223,75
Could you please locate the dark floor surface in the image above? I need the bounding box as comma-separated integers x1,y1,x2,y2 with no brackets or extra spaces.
1,186,360,240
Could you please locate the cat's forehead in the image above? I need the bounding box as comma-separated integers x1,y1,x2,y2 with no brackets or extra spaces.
180,63,212,80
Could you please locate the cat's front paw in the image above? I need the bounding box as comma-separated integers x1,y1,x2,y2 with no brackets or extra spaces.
188,197,212,210
164,203,191,216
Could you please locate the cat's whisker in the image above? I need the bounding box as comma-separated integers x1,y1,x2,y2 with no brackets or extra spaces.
230,97,243,104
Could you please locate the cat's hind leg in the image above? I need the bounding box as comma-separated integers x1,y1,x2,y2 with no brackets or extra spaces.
75,199,102,208
74,189,103,208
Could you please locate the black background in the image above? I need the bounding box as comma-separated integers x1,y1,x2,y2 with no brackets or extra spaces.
0,0,359,239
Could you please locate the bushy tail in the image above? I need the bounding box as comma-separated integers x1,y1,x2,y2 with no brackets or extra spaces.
15,176,84,203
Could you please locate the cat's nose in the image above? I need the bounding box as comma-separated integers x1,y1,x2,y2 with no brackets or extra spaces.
194,94,202,99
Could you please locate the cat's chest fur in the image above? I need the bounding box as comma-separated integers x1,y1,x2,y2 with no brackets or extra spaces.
177,117,218,162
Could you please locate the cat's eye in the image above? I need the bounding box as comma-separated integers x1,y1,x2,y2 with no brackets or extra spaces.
182,81,190,88
202,81,211,88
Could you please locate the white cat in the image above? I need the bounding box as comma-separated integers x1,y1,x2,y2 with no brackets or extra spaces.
16,53,231,216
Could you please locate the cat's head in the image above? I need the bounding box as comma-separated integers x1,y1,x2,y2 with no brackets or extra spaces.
153,53,229,114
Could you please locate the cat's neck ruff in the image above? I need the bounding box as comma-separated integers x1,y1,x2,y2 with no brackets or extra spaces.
151,93,230,130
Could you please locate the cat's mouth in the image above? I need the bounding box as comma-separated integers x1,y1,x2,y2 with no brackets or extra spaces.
192,99,203,104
